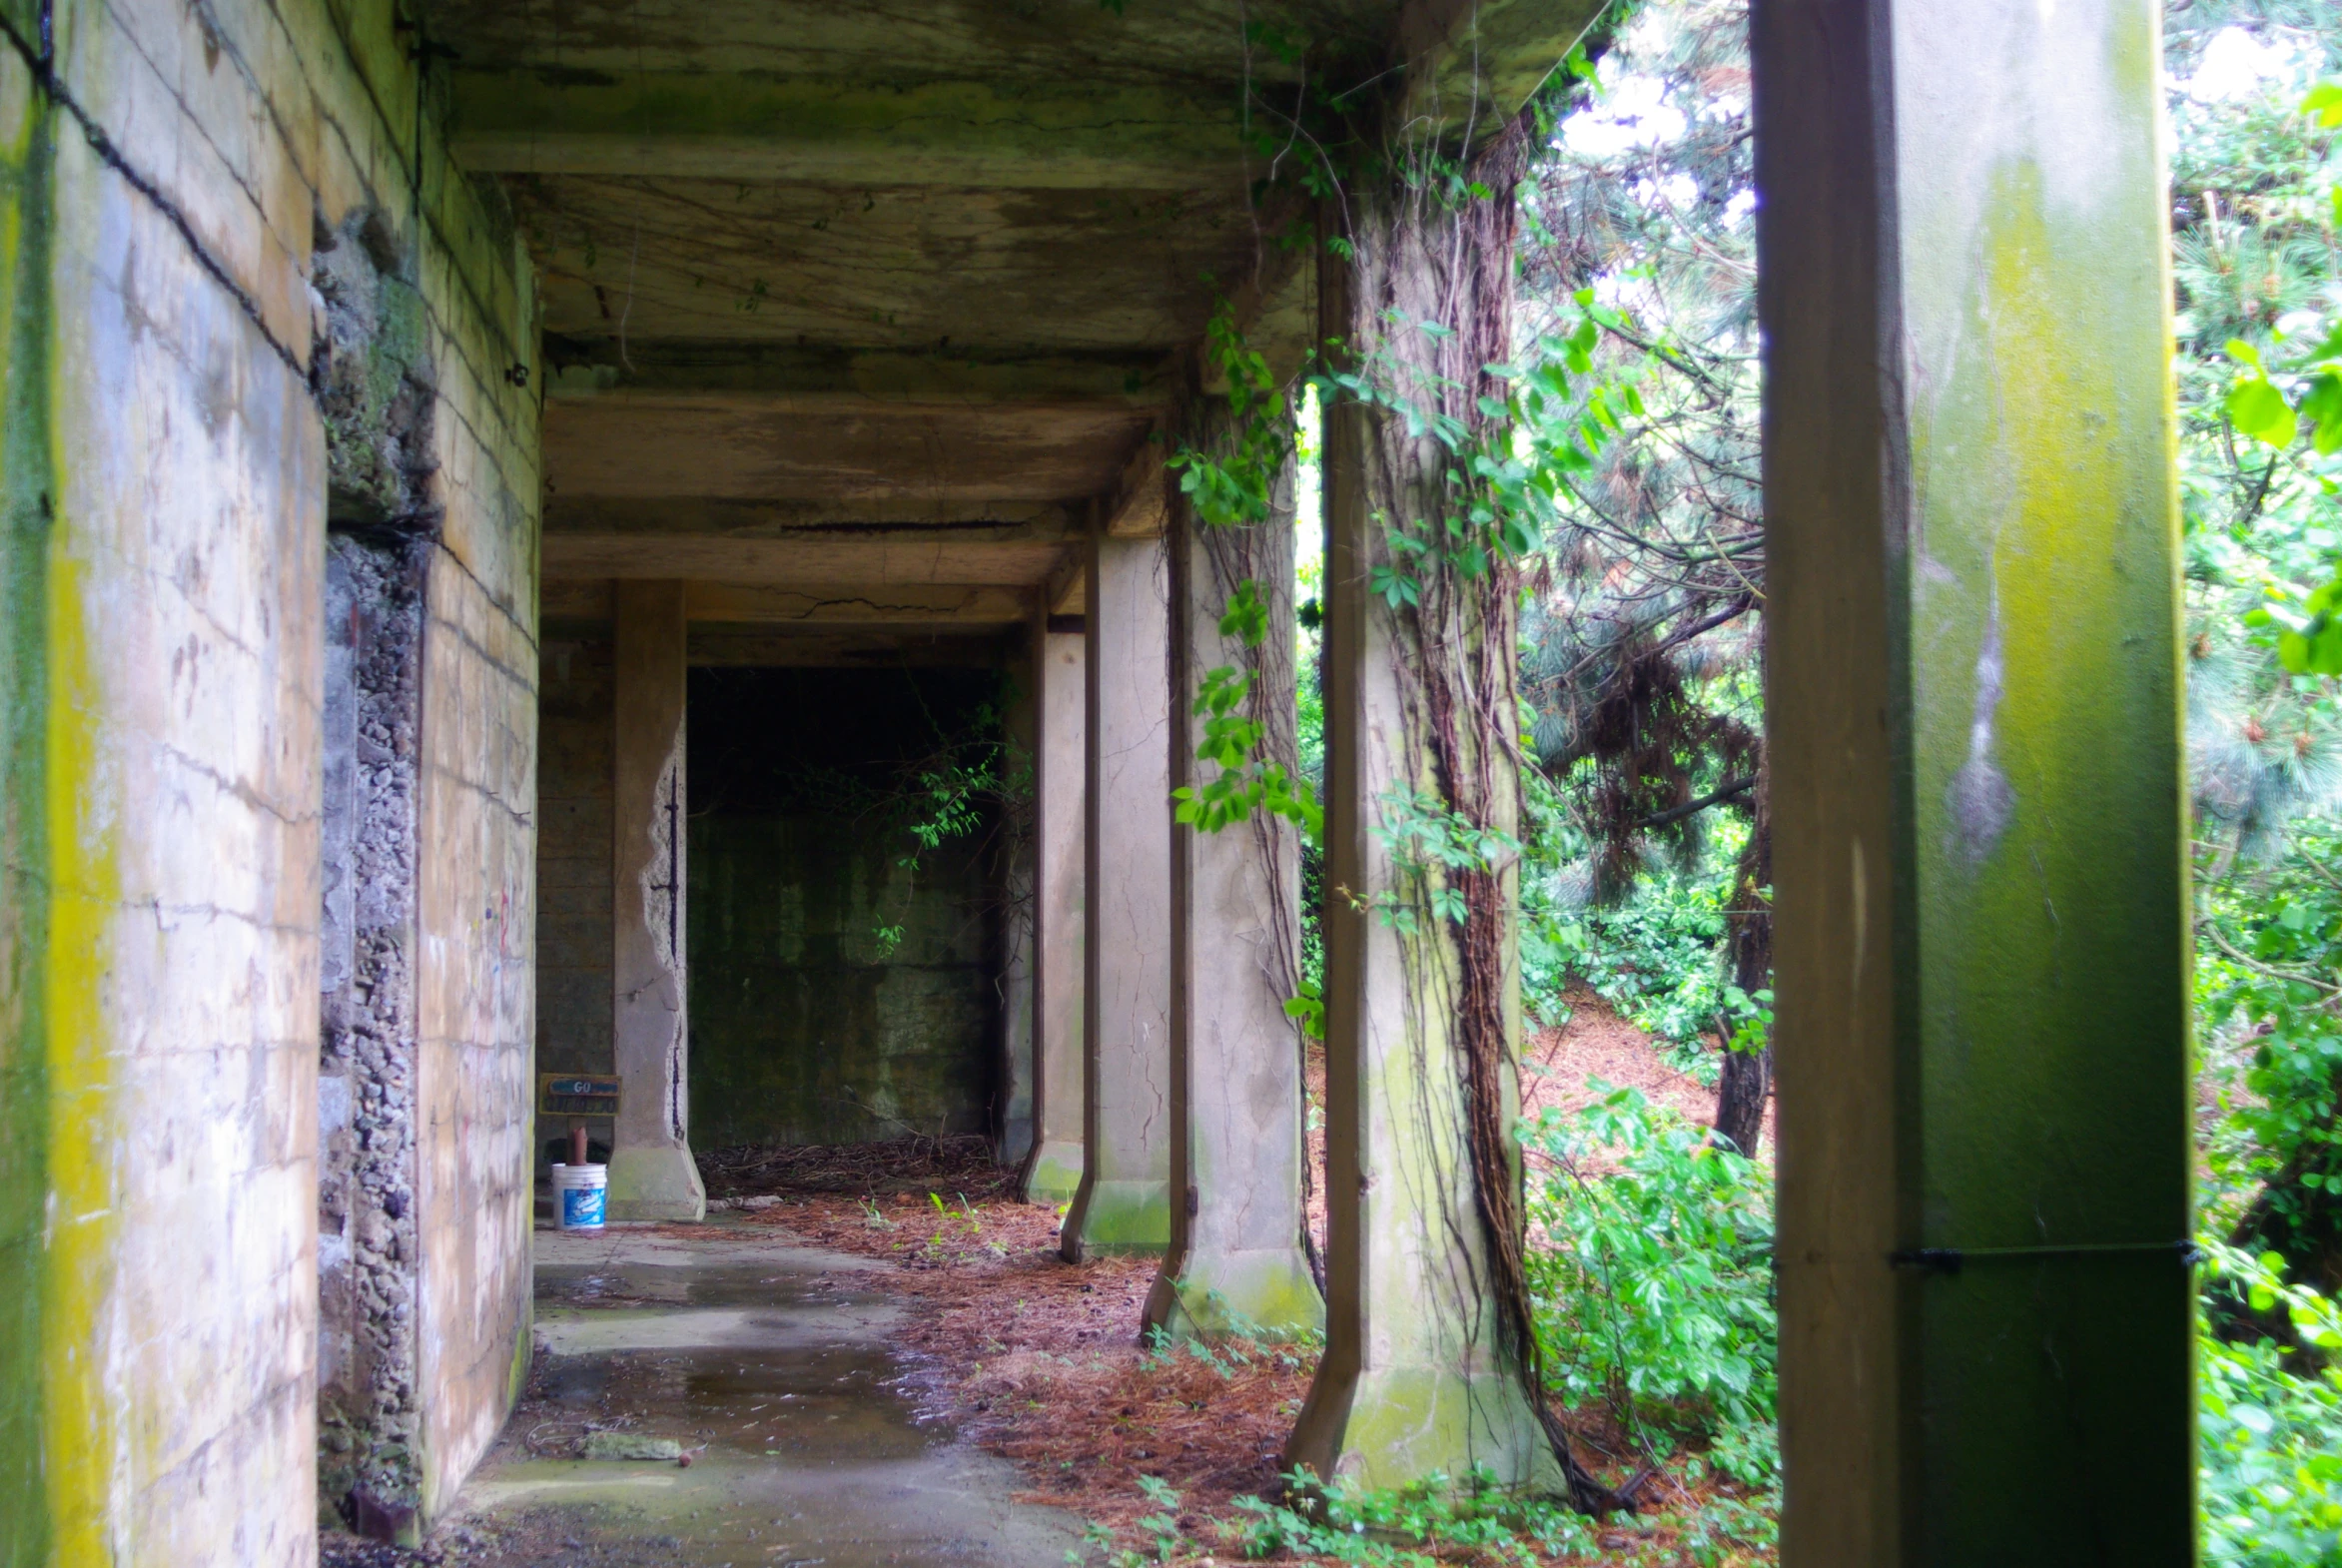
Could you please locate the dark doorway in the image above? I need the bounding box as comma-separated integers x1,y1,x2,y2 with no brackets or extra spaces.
687,666,1012,1151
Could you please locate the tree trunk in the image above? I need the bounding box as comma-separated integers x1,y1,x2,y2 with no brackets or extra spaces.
1713,772,1772,1158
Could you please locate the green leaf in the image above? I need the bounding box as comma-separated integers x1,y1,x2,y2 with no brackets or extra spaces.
2228,377,2297,446
2305,81,2342,127
2301,371,2342,454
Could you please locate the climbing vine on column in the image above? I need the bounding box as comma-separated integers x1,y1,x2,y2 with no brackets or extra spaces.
1167,117,1640,1507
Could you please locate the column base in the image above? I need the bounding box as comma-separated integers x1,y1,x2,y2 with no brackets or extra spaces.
1284,1360,1562,1497
605,1146,705,1222
1143,1247,1324,1340
999,1115,1036,1171
1022,1139,1085,1206
1060,1176,1169,1259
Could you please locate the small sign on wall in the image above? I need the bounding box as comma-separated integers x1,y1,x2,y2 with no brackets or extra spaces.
539,1074,621,1119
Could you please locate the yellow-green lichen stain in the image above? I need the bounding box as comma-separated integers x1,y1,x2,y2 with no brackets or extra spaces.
37,552,121,1568
0,48,122,1568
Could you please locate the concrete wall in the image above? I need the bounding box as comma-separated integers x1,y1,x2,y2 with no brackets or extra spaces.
413,534,537,1517
0,0,539,1557
534,634,615,1088
690,817,999,1149
686,666,1009,1152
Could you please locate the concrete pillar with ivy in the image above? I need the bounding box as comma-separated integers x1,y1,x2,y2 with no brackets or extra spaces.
1061,529,1174,1258
1144,407,1323,1339
1756,0,2192,1559
1286,142,1604,1496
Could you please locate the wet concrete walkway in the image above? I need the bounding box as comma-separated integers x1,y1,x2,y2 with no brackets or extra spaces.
441,1222,1080,1567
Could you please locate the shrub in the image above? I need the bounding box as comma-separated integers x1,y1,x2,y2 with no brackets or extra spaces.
1521,1085,1777,1478
2200,1241,2342,1568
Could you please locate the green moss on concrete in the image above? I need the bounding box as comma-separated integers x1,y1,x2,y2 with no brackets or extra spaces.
1148,1250,1324,1341
1021,1141,1083,1205
1062,1178,1169,1257
690,813,997,1147
1306,1366,1560,1498
316,216,437,528
0,55,53,1568
607,1145,705,1222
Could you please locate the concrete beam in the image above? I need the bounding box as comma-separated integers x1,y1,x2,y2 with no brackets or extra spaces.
1023,616,1089,1204
1061,532,1174,1258
1101,429,1171,539
1759,1,2190,1561
684,627,1018,668
607,580,705,1222
543,497,1079,537
544,342,1175,409
542,395,1152,504
1395,0,1609,145
510,176,1254,354
450,73,1247,190
542,532,1066,588
1145,447,1321,1339
685,582,1031,625
1045,551,1089,617
546,579,1034,627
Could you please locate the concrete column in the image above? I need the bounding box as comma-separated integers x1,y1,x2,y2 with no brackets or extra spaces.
607,579,704,1221
1756,1,2189,1560
1286,203,1555,1494
1060,534,1172,1257
1023,616,1088,1203
997,664,1040,1168
1143,463,1321,1338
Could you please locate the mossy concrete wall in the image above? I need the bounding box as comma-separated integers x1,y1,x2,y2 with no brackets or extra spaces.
690,817,999,1149
0,0,539,1558
686,666,1007,1153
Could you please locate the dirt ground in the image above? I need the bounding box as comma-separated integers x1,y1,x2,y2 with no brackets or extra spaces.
1522,983,1777,1152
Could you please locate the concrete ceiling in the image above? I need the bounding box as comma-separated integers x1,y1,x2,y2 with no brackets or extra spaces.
439,0,1597,654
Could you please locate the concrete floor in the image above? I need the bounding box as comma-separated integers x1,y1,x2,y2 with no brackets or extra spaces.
439,1221,1081,1567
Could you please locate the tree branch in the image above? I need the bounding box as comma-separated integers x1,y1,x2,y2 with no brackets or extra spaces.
1635,774,1756,830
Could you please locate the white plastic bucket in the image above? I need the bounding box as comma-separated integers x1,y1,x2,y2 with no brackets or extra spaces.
552,1163,607,1231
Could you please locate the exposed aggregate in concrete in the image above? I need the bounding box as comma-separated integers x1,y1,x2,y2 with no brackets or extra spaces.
317,214,444,1535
